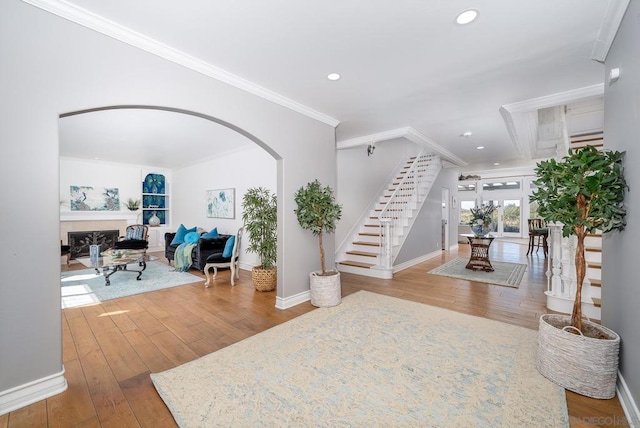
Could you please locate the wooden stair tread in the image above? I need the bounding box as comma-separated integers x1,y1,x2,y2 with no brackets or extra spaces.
592,297,602,307
353,241,381,247
359,232,381,237
587,261,602,269
338,260,374,268
346,250,377,257
585,246,602,252
589,278,601,287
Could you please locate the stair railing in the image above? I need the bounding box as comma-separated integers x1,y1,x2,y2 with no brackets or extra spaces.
377,151,435,266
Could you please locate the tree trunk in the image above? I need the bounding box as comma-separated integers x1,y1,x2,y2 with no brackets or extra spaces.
318,232,326,275
572,228,587,331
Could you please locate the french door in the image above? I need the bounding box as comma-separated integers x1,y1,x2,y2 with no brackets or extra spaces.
486,198,522,237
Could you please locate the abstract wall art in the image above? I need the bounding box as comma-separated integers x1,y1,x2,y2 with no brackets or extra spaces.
206,188,235,218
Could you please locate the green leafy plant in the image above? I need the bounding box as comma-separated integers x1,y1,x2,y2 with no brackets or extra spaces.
530,146,627,331
294,179,342,276
241,187,277,270
126,198,140,210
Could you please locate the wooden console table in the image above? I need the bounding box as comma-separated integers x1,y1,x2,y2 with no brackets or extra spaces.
461,234,495,272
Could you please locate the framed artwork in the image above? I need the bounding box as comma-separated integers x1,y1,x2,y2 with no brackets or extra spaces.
70,186,120,211
207,188,235,218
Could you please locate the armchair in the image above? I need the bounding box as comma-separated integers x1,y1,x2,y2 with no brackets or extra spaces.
204,227,243,287
113,224,149,251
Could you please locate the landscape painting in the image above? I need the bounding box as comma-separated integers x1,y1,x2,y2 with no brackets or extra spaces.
70,186,120,211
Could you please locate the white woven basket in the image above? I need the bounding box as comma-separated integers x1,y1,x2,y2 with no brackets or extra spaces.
536,314,620,399
309,271,341,307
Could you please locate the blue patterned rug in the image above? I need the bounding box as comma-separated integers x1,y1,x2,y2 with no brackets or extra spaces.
151,291,568,427
61,261,202,309
428,257,527,288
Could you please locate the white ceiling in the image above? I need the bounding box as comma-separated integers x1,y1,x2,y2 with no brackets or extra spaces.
53,0,619,170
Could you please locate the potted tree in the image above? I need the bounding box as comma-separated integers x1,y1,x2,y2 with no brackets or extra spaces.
530,146,627,399
241,187,277,291
294,179,343,307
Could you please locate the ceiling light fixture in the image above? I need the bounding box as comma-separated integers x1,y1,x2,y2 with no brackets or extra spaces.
327,73,341,81
460,131,472,137
456,9,478,25
494,162,500,166
476,146,485,150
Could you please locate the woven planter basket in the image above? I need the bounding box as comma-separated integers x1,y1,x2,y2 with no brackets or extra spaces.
536,314,620,399
310,271,341,307
251,267,277,292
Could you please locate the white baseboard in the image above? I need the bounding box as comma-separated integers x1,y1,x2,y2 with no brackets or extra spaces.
275,290,310,310
0,367,67,416
617,372,640,428
393,250,442,273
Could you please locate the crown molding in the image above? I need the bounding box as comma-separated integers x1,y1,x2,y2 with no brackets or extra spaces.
337,126,468,167
591,0,631,62
20,0,340,128
501,84,604,114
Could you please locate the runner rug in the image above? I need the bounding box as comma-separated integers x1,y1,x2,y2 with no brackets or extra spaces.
151,290,567,427
428,257,527,288
61,261,201,309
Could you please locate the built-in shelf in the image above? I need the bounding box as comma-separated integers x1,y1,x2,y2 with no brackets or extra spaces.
142,173,169,226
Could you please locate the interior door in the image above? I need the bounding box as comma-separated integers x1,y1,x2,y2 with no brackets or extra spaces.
441,188,450,250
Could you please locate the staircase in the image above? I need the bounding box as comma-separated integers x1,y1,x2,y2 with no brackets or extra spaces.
336,152,441,279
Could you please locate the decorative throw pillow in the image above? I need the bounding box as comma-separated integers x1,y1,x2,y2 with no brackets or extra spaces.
170,224,197,246
126,226,144,240
222,235,235,258
202,227,218,239
184,231,200,244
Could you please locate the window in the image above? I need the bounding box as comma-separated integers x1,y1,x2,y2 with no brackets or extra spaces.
459,200,476,224
482,181,521,191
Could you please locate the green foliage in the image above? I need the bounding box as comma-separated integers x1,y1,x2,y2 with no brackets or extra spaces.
294,180,342,274
241,187,277,270
530,146,627,329
530,146,627,238
126,198,140,210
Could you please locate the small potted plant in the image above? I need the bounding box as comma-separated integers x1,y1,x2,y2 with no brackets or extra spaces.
126,198,140,211
241,187,277,291
469,203,496,237
530,146,627,399
294,179,342,307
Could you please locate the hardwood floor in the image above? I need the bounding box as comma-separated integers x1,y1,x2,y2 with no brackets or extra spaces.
1,241,629,427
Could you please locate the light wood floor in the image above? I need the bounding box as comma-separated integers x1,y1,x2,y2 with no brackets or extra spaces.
0,241,629,427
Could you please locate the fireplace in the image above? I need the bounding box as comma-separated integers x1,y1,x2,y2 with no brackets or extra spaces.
68,230,119,259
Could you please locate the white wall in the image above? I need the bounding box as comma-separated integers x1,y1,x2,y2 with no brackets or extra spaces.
172,145,277,269
0,0,335,410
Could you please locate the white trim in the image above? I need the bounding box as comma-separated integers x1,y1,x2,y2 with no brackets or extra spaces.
617,372,640,428
393,250,442,273
337,127,467,167
0,367,67,416
501,84,604,114
275,290,310,310
20,0,339,128
448,243,459,252
591,0,631,62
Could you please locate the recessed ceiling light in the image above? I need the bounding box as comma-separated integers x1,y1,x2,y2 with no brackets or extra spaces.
476,146,485,150
460,131,473,137
327,73,341,81
456,9,478,25
494,162,500,166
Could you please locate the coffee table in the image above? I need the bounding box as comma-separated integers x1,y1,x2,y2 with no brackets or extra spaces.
76,249,158,286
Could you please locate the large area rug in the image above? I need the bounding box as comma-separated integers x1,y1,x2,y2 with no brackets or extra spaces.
61,261,202,309
151,291,567,427
428,257,527,288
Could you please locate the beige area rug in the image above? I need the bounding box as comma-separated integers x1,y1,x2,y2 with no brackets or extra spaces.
428,257,527,288
151,291,567,427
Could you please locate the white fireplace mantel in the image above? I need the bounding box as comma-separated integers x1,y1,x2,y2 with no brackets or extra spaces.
60,210,141,224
